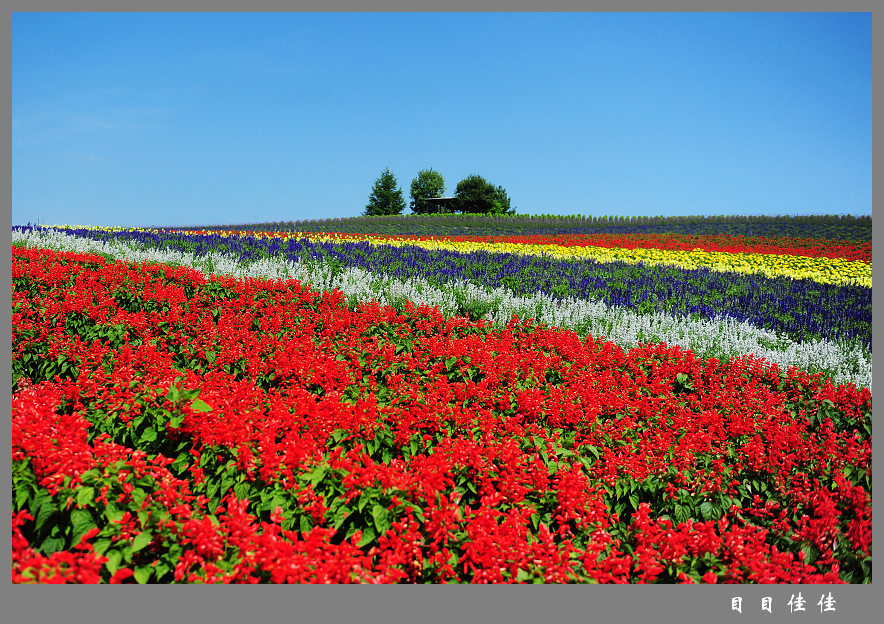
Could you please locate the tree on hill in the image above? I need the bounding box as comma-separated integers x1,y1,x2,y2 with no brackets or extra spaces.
454,175,514,215
364,168,406,216
409,168,447,214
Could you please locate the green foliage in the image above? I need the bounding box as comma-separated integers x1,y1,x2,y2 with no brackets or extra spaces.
364,168,406,217
409,168,446,214
81,380,201,471
453,175,514,215
13,458,182,583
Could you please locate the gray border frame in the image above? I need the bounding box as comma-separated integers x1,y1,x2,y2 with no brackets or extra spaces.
4,5,878,624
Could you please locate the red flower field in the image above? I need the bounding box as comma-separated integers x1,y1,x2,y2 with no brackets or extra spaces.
11,246,872,583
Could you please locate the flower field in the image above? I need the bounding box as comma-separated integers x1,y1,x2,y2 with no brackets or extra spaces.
165,230,874,287
10,220,872,584
193,212,873,240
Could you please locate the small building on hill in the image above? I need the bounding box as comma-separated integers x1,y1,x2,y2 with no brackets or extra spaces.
423,197,459,213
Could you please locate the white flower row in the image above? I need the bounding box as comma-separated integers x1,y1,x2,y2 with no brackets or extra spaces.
12,227,872,391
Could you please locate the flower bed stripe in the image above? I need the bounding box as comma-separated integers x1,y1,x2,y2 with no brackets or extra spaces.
297,234,871,288
169,230,874,262
14,226,873,351
39,226,875,284
11,228,873,391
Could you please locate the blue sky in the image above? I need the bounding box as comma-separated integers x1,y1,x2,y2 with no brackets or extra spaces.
11,12,872,227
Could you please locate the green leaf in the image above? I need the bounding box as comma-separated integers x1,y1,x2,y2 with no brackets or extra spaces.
220,476,235,497
674,504,690,524
131,531,153,553
79,468,101,481
371,503,390,534
357,526,377,548
34,499,56,534
155,562,171,581
105,504,124,523
42,536,65,554
206,480,220,500
266,494,285,514
169,413,185,428
71,509,95,539
131,481,151,503
131,414,146,431
233,481,250,501
699,501,714,521
140,427,158,443
801,544,818,564
15,486,30,511
190,399,212,413
629,491,640,511
76,486,95,507
309,464,328,488
173,450,191,471
92,538,112,556
105,549,122,575
334,506,350,531
134,565,152,584
120,544,134,563
180,388,200,401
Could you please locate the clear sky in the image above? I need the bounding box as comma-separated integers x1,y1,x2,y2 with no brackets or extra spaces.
11,12,872,228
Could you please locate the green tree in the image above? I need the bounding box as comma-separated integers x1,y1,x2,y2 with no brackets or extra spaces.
364,168,406,216
409,168,447,214
454,175,514,215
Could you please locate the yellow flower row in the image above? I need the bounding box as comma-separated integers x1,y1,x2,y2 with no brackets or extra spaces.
297,233,872,288
49,225,167,233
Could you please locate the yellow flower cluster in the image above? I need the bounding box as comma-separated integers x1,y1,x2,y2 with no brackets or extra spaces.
51,225,138,231
50,225,167,233
296,233,872,288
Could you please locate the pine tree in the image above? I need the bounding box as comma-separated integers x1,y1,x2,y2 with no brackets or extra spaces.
364,168,406,216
